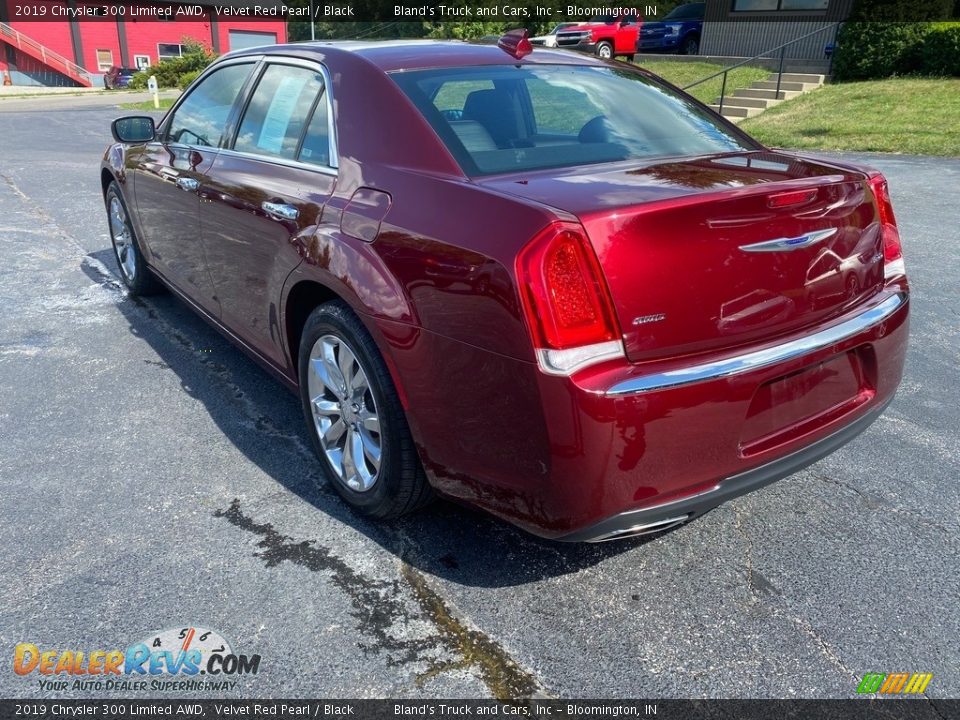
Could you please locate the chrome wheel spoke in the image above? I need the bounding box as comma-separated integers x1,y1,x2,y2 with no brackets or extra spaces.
312,396,340,418
320,339,348,399
360,410,379,435
323,418,347,446
359,428,381,472
341,428,361,489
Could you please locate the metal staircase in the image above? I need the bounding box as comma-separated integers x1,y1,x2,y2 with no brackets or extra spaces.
0,22,92,87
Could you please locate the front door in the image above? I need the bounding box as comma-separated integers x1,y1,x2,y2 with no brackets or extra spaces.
199,60,337,369
132,60,257,314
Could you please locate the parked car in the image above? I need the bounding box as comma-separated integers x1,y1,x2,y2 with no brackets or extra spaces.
639,2,704,54
102,36,909,542
103,66,138,90
530,23,578,48
553,14,641,59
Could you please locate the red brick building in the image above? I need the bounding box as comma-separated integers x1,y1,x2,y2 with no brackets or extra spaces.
0,0,287,87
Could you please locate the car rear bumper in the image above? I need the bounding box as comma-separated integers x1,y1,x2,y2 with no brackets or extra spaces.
556,40,598,54
385,287,909,542
556,394,892,542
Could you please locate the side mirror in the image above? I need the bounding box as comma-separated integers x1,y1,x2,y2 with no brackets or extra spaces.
111,116,156,144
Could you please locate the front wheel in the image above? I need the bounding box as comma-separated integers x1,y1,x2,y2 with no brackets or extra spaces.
681,35,700,55
596,41,613,60
298,301,432,519
104,182,162,295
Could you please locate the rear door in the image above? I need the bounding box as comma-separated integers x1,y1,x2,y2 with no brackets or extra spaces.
133,59,256,314
199,59,337,369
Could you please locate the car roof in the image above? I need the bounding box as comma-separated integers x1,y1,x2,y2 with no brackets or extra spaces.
225,39,609,73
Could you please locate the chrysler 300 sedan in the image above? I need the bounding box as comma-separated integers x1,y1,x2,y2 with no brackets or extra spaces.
101,33,908,542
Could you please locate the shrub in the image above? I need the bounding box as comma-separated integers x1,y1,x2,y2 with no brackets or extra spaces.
916,22,960,76
177,69,203,90
832,22,931,80
127,41,215,90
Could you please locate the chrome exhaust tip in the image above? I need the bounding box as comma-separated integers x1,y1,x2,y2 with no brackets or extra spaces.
586,514,691,543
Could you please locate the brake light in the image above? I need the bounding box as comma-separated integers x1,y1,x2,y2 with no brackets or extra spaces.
517,222,624,375
868,173,904,279
767,188,818,208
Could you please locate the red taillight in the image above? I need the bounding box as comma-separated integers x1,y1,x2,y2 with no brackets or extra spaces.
868,173,904,273
517,222,620,352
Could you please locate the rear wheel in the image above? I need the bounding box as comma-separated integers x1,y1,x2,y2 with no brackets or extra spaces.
596,41,613,60
104,182,162,295
298,301,432,519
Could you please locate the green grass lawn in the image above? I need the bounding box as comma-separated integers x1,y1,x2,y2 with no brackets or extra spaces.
635,60,769,105
120,97,176,111
741,78,960,156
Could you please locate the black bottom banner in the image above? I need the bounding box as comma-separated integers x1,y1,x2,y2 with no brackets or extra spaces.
1,700,958,720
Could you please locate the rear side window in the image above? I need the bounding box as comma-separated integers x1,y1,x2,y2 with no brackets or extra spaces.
166,63,254,147
234,64,324,160
392,64,757,176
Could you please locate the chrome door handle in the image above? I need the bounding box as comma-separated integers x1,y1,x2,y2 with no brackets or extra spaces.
175,177,199,192
262,201,299,222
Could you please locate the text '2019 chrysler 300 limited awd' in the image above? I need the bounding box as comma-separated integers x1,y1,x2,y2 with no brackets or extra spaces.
102,32,908,542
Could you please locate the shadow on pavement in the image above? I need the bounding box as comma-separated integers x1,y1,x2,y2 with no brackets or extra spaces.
83,249,667,589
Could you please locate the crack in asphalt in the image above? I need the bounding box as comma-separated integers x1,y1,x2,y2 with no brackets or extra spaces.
214,499,545,700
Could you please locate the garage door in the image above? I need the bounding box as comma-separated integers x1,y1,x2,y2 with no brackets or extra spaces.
228,31,278,51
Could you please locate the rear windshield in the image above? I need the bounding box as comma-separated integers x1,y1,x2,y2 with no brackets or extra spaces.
391,64,756,176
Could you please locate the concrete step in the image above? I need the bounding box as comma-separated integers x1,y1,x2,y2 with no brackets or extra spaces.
768,72,825,84
708,104,763,119
716,96,782,109
752,80,821,92
734,87,803,100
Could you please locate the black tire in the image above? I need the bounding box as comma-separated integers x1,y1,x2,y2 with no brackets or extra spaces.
298,300,432,519
104,182,163,296
681,35,700,55
596,41,613,60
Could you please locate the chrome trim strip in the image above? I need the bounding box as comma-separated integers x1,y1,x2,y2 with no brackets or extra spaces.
607,293,906,395
587,515,691,543
739,227,837,253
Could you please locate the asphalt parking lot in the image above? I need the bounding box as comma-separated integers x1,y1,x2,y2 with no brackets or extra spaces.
1,95,958,700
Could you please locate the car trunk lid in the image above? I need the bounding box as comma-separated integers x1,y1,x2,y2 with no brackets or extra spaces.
480,151,886,363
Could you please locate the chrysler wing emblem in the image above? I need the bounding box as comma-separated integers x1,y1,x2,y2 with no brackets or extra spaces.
739,228,837,253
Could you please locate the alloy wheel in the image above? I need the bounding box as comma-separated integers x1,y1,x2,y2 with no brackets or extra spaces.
109,195,137,282
306,334,382,492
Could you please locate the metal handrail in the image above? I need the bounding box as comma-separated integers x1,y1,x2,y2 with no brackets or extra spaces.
682,21,841,113
0,21,92,84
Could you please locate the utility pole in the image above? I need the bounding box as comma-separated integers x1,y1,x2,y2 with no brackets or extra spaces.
310,0,316,40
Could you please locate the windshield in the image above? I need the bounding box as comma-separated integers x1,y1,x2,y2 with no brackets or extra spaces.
392,64,757,177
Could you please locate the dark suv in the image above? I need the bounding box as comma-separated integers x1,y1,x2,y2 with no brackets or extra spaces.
639,2,704,55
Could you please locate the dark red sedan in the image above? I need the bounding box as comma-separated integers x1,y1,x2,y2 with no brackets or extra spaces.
102,36,909,542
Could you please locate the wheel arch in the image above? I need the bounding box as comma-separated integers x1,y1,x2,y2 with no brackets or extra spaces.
283,275,411,411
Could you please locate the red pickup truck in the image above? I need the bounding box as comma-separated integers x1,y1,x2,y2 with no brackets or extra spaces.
553,13,642,60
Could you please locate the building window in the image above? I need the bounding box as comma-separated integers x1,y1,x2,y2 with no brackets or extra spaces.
157,43,184,61
134,55,151,70
732,0,828,10
96,50,113,72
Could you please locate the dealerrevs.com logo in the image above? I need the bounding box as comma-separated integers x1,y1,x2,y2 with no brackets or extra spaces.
14,627,261,692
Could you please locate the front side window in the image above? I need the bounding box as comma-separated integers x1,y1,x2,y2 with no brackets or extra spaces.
234,64,324,160
393,65,756,176
165,63,254,147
